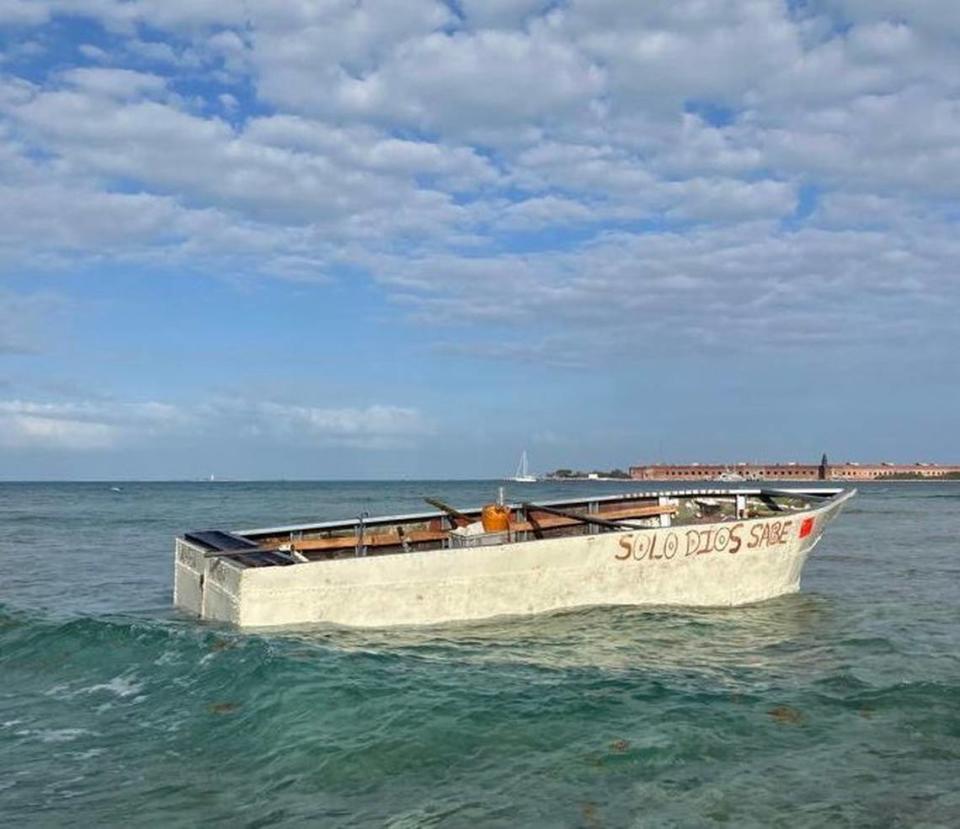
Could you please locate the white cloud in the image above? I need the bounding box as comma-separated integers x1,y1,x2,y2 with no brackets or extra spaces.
566,0,801,110
124,37,199,68
494,195,596,231
59,67,167,99
1,0,959,364
0,78,496,254
0,400,184,449
245,402,432,449
77,43,110,62
0,397,432,451
819,1,960,40
373,218,960,350
758,88,960,196
0,182,188,253
459,0,554,30
664,178,796,221
242,0,454,121
319,27,605,137
1,411,117,449
42,0,252,33
0,0,49,25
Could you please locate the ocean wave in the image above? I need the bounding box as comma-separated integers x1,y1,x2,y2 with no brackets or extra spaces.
1,602,958,827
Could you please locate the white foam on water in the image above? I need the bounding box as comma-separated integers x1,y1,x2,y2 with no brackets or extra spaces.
84,675,144,699
38,728,94,743
154,649,181,666
70,748,105,760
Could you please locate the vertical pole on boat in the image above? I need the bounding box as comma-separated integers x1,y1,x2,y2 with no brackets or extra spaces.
657,496,673,527
355,512,368,557
497,486,505,506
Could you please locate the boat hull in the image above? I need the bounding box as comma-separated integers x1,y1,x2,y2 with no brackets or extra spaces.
174,491,853,628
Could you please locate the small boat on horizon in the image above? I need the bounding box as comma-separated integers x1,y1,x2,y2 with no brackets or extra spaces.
716,468,745,482
174,486,854,629
509,450,537,483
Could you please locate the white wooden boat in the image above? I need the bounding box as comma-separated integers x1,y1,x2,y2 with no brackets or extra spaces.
174,487,854,629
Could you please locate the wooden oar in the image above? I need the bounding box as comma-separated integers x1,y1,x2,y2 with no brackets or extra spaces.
758,492,785,512
521,502,658,531
424,497,473,527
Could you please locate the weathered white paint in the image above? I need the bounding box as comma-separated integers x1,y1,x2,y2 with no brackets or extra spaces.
174,490,853,629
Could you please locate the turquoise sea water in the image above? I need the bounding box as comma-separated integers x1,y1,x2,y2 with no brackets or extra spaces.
1,480,958,827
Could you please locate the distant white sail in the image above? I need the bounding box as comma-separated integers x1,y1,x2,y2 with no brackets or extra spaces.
510,450,537,483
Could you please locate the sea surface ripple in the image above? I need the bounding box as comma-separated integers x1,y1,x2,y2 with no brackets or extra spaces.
1,480,958,827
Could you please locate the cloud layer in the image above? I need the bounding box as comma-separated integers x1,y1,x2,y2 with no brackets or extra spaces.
2,3,957,339
0,398,431,451
0,2,958,467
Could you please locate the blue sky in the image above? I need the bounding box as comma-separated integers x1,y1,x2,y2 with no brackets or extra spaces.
0,1,958,479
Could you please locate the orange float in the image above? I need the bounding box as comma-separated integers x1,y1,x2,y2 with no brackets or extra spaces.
481,503,511,533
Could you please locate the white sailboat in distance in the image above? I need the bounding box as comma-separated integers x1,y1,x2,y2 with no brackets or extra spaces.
510,450,537,483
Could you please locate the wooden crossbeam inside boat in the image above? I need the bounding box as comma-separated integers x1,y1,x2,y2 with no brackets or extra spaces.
512,503,676,533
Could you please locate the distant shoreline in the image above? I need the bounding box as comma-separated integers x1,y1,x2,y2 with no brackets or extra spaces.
1,477,958,485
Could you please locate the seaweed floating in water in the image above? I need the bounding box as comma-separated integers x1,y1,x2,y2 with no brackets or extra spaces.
209,702,239,715
580,801,602,828
768,705,804,725
209,638,235,652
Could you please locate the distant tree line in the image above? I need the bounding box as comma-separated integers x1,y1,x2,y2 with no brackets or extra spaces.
547,468,632,479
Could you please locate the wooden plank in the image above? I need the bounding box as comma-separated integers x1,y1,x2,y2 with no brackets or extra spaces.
519,504,638,531
594,504,678,520
291,529,449,552
514,503,676,533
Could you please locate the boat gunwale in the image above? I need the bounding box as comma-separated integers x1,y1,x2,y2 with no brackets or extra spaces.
225,487,852,539
187,488,856,579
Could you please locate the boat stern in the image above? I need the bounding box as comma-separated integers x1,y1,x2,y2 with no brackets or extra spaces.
173,537,244,624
